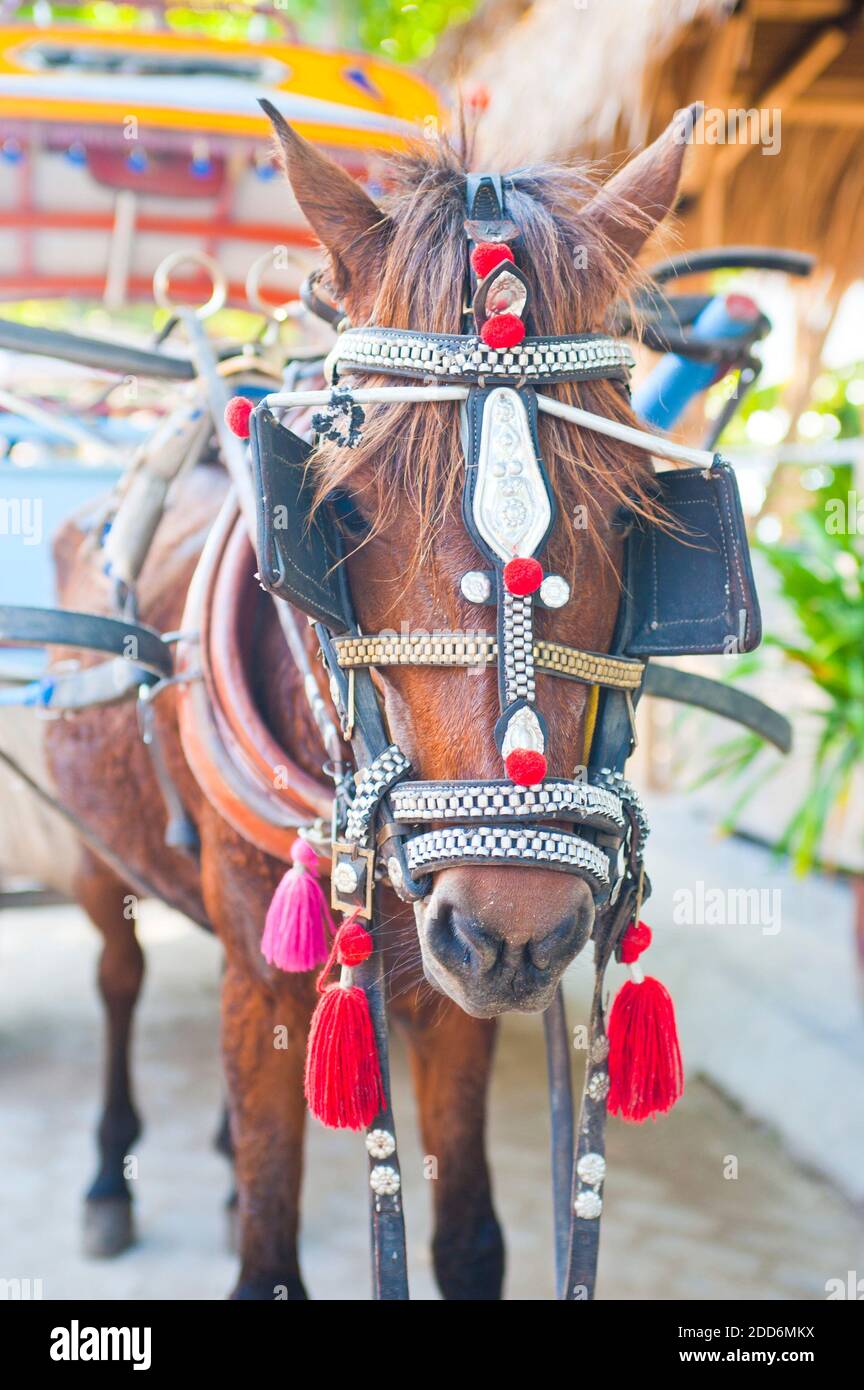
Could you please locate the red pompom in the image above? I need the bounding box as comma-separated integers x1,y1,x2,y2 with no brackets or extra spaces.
224,395,253,438
336,917,373,967
304,981,384,1130
471,242,515,279
607,976,683,1122
620,920,652,964
503,556,543,596
505,749,547,786
481,312,526,350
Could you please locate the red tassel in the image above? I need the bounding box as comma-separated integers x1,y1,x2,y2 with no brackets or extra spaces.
261,838,333,973
304,917,384,1131
607,921,683,1122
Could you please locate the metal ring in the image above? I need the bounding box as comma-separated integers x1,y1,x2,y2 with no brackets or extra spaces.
152,251,227,320
245,248,304,323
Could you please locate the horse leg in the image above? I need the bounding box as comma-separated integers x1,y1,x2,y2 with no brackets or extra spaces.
398,997,504,1300
221,960,311,1300
214,1100,239,1252
76,857,145,1258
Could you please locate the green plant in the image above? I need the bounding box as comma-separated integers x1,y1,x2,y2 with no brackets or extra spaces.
698,468,864,873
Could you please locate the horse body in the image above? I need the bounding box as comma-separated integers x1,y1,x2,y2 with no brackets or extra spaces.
45,459,502,1296
40,109,691,1297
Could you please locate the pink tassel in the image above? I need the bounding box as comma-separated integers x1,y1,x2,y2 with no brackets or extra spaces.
261,839,334,973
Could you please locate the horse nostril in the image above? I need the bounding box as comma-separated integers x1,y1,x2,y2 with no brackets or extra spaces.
527,913,583,972
428,904,501,972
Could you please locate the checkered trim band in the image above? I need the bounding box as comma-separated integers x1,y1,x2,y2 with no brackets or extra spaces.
502,591,535,703
332,329,635,384
333,633,644,691
345,744,412,845
404,825,610,887
391,778,625,830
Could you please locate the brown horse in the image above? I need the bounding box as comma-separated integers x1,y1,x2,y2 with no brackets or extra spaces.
45,110,689,1298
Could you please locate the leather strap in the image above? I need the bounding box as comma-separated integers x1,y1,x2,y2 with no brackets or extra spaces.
643,662,791,753
544,987,574,1299
355,904,410,1301
0,605,172,679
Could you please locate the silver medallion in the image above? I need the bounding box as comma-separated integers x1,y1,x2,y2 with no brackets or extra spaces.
576,1152,607,1187
369,1164,401,1197
574,1190,603,1220
332,861,359,895
586,1070,610,1103
365,1129,396,1161
539,574,571,608
460,570,492,604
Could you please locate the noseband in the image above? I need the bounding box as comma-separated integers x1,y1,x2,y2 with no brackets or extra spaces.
244,171,763,1299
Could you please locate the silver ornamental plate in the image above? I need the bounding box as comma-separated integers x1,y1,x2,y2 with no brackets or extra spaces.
501,705,545,758
472,388,551,562
485,270,528,317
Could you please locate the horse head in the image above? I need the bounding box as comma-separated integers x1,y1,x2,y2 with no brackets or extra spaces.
265,107,691,1017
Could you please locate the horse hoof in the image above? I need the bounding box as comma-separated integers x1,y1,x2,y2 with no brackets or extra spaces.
82,1197,135,1258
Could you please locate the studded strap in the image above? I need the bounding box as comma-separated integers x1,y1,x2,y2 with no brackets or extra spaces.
331,328,635,385
333,633,644,691
390,777,625,830
345,745,412,846
404,824,610,889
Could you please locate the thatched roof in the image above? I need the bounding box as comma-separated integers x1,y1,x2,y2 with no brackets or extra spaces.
431,0,864,291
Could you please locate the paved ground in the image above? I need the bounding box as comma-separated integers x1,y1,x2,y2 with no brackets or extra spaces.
2,895,862,1302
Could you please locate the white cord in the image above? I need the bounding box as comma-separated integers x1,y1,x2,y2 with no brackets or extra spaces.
262,386,716,469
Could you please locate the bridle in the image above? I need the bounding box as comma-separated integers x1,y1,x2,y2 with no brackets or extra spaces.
246,170,764,1299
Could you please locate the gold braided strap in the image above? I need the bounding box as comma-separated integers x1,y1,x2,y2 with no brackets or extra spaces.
533,641,644,691
333,632,644,691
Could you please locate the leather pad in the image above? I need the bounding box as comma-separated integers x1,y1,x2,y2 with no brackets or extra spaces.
250,406,353,633
624,458,761,656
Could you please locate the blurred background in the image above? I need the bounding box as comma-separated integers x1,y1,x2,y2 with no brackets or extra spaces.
0,0,862,1300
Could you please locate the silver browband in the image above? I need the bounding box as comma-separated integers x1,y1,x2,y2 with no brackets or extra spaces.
329,327,635,385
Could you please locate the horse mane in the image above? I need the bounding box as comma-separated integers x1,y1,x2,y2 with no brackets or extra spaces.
310,136,666,584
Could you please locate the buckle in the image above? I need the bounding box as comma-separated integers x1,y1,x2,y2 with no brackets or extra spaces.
330,841,376,920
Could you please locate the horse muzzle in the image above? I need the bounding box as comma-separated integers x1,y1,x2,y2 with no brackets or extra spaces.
415,866,595,1016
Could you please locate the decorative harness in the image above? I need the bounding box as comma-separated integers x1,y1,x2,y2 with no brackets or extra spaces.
236,172,765,1300
0,178,774,1303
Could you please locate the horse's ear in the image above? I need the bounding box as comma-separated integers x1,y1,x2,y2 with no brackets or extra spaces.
260,100,391,317
579,104,702,264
